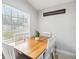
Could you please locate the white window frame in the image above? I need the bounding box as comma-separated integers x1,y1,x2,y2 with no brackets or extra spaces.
2,4,30,43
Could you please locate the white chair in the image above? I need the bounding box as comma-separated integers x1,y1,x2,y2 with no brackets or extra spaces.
38,32,52,59
14,33,24,42
23,32,30,40
14,32,29,42
2,43,30,59
41,32,52,38
50,34,56,59
44,37,53,59
2,43,16,59
42,32,56,59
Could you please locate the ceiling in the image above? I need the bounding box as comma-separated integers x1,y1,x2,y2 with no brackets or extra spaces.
27,0,75,10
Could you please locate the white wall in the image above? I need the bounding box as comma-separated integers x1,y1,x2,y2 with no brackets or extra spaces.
38,1,76,55
2,0,38,35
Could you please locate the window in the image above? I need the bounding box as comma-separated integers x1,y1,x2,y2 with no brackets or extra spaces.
2,4,30,43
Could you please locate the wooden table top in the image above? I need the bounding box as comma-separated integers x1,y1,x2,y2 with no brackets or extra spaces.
15,36,48,59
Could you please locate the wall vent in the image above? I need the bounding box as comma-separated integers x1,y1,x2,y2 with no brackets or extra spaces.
43,9,66,17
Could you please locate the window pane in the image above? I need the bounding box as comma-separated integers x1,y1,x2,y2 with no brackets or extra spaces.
2,16,12,25
12,8,18,17
12,17,18,25
2,4,5,15
2,4,30,43
2,25,13,41
5,16,12,25
2,16,6,24
3,4,11,16
18,10,24,19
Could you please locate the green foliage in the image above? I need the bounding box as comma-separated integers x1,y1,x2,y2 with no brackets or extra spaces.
3,32,13,39
35,31,40,37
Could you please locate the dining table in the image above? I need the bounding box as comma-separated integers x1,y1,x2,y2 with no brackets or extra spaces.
11,36,48,59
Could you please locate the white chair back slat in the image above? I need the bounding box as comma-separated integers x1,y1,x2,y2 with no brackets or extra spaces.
14,32,29,41
51,34,56,52
2,43,16,59
50,34,56,59
41,32,52,38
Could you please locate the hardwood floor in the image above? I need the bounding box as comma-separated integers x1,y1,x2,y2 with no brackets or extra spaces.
55,52,76,59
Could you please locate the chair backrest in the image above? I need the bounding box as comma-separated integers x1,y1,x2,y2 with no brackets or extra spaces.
51,34,56,52
44,33,56,59
2,43,16,59
48,33,56,48
24,32,29,40
14,33,24,41
41,32,52,58
41,32,53,48
41,32,52,38
14,32,29,41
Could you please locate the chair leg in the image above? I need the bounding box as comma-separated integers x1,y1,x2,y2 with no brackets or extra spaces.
51,52,54,59
51,52,55,59
42,52,45,59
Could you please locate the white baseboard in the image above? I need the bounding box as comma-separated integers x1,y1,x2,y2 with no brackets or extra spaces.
56,49,76,57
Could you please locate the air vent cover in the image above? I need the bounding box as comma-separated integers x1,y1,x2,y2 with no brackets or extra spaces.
43,9,66,16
